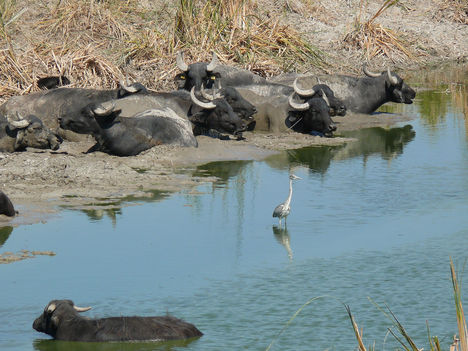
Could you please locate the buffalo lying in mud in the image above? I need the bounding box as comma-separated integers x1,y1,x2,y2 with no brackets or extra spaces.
62,88,248,143
0,191,16,217
0,81,146,141
174,52,346,122
80,102,198,156
269,65,416,114
234,85,337,136
0,113,62,152
33,300,203,342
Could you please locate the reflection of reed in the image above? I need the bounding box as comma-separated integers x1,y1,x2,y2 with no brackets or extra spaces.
272,225,293,261
414,64,467,127
0,226,13,247
451,83,468,135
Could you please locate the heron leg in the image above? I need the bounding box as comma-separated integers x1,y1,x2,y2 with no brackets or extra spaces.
278,218,282,227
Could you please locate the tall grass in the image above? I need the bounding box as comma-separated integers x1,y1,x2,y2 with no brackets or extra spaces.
171,0,326,74
0,0,326,102
450,258,468,351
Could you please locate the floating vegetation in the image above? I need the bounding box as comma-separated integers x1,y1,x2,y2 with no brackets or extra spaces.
0,250,55,264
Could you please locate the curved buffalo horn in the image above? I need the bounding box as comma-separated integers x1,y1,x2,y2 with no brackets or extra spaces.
176,51,188,71
47,304,56,313
206,52,219,72
73,305,92,312
321,90,330,107
119,79,139,93
7,112,30,129
363,64,381,78
93,101,116,116
386,67,399,85
293,78,316,97
190,87,216,109
288,93,310,111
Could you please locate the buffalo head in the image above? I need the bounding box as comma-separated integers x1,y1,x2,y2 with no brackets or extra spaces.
363,66,416,105
287,89,337,137
33,300,91,339
174,51,221,91
201,84,256,130
7,114,62,151
189,87,247,136
293,78,347,117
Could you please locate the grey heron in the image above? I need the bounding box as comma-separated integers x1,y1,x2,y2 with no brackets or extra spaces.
272,174,301,227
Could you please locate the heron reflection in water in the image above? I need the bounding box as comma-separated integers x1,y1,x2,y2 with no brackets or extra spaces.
272,173,301,227
272,226,293,261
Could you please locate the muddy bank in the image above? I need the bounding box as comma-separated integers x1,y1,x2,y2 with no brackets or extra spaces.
0,111,414,227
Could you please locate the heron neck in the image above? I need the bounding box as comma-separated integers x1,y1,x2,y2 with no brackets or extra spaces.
284,179,293,208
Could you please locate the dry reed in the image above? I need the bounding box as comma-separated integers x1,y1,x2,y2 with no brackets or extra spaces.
0,0,325,103
343,0,414,63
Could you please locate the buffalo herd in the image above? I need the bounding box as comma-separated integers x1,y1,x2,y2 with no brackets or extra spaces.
1,53,417,343
0,52,416,156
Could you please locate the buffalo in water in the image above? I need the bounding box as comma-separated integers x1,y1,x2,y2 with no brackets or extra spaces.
270,65,416,114
0,113,62,152
33,300,203,342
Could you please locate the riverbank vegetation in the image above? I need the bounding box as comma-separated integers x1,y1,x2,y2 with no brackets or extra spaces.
0,0,466,103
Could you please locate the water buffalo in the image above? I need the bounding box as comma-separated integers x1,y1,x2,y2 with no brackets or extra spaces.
0,113,62,152
33,300,203,342
79,103,198,156
175,51,267,91
61,88,248,142
234,85,336,136
0,81,146,141
37,76,71,90
174,52,345,123
286,89,337,136
0,191,16,217
269,65,416,114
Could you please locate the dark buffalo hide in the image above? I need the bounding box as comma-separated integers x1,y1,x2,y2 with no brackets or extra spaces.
0,114,62,152
0,191,16,217
33,300,203,342
269,66,416,114
0,82,146,141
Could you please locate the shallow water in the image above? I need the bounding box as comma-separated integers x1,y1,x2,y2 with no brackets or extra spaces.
1,64,468,351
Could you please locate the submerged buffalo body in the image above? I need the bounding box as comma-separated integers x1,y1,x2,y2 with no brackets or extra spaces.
0,191,16,217
0,82,146,140
33,300,203,342
0,114,62,152
270,66,416,114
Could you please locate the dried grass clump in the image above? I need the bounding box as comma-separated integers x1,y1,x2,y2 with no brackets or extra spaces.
343,0,414,63
436,0,468,25
172,0,326,76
